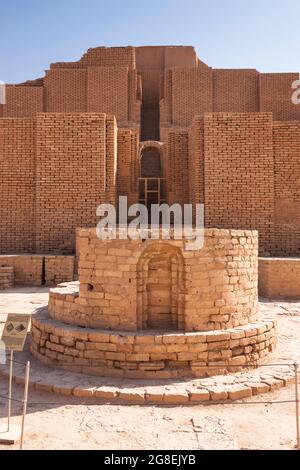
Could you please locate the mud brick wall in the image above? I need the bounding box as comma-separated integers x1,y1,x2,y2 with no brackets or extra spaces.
162,128,190,205
44,69,87,112
48,228,258,332
87,67,129,123
273,122,300,256
171,68,213,126
128,70,141,123
204,113,275,255
3,86,43,117
0,265,14,290
188,116,204,208
259,258,300,300
117,128,139,205
0,255,43,286
160,69,173,126
259,73,300,121
213,70,259,112
35,113,117,254
44,256,75,287
0,118,36,253
51,46,136,70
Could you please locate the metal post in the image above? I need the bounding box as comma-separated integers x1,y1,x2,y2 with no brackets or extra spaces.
20,361,30,451
295,362,300,451
7,349,13,432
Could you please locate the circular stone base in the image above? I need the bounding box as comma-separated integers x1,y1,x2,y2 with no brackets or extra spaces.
0,348,294,405
31,307,277,380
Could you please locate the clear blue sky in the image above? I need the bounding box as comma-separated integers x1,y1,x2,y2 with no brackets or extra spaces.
0,0,299,83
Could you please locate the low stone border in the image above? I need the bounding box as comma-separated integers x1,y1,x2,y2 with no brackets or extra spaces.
0,349,294,405
31,307,277,379
0,265,14,290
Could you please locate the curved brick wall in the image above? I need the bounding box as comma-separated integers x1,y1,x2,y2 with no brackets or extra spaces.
30,228,277,379
48,228,259,332
31,309,276,379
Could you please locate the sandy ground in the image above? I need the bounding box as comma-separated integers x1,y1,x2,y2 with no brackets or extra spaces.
0,288,299,450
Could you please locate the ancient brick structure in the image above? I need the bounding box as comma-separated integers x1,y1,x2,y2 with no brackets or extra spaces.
259,258,300,300
1,44,300,380
31,228,277,379
0,45,299,256
0,255,75,286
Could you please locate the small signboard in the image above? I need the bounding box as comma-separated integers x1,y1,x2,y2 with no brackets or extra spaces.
1,314,31,352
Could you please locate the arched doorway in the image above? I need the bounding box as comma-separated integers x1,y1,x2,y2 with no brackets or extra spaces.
139,141,166,214
137,243,185,331
140,147,162,178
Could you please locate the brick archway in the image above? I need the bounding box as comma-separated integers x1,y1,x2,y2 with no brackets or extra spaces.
139,141,164,178
137,243,185,331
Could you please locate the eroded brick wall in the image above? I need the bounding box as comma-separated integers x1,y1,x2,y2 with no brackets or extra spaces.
260,73,300,121
44,69,87,112
0,118,36,253
273,122,300,256
35,113,117,254
0,254,75,286
213,69,259,112
259,258,300,299
117,128,139,206
0,265,14,290
204,113,274,254
0,255,43,286
3,86,43,117
162,128,190,205
44,255,75,287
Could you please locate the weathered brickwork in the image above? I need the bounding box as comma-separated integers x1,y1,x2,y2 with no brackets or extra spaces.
0,45,299,257
213,69,259,113
273,121,300,256
47,228,259,332
203,113,275,255
260,73,300,121
0,255,43,286
44,69,87,112
0,118,36,253
30,227,278,380
35,113,116,253
259,258,300,300
31,310,276,379
87,67,130,122
3,85,43,117
117,128,139,205
0,254,75,286
44,256,75,287
162,128,190,205
0,265,14,290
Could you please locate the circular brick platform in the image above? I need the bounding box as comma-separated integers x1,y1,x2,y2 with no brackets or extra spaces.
0,347,294,405
31,307,276,379
30,228,278,383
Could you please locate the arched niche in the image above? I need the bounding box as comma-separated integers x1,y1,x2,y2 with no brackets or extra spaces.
137,243,185,331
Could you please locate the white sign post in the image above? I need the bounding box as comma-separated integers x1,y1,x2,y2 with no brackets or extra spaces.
0,314,31,446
